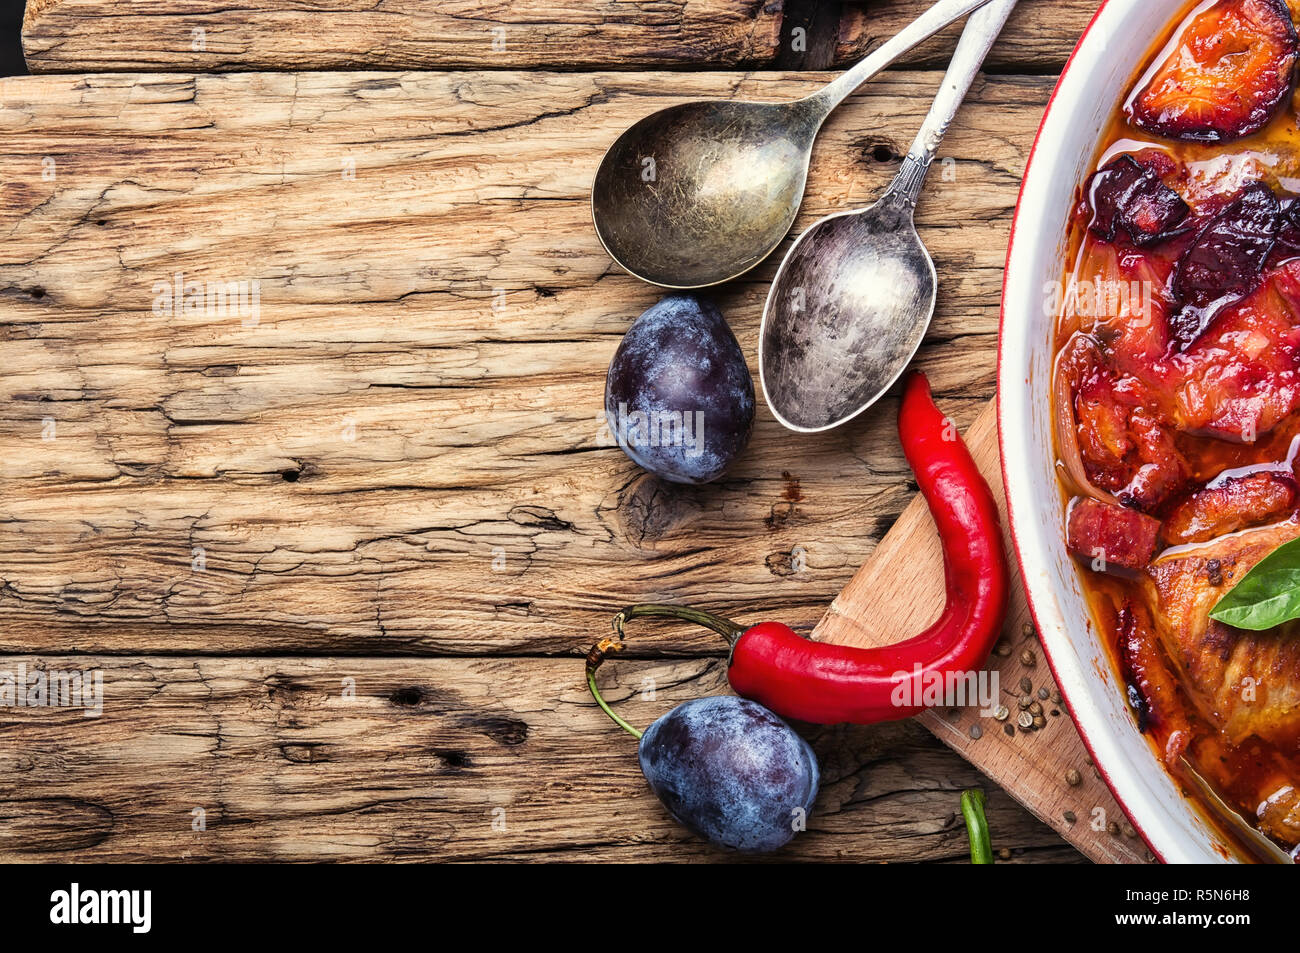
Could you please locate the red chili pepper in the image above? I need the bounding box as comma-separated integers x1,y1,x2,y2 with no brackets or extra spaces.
589,372,1009,725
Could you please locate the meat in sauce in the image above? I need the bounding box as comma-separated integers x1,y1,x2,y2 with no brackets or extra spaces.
1054,0,1300,855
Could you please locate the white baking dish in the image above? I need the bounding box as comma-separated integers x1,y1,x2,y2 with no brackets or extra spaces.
998,0,1251,863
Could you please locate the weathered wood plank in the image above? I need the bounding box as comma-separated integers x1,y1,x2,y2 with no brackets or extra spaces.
837,0,1101,72
0,70,1046,655
21,0,786,72
0,655,1078,861
19,0,1100,74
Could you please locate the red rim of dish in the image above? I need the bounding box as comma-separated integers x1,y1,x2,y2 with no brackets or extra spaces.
995,0,1174,865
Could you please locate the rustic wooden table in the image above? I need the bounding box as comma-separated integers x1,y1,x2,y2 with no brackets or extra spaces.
0,0,1102,862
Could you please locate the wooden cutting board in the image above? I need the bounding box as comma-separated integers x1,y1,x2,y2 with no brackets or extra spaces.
815,399,1153,864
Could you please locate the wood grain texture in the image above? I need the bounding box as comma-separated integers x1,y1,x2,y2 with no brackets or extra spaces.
19,0,1101,74
837,0,1102,72
0,69,1045,657
0,655,1081,861
815,403,1153,864
0,68,1078,861
22,0,786,72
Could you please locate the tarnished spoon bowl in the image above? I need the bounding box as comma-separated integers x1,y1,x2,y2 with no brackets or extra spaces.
761,195,936,432
592,100,819,290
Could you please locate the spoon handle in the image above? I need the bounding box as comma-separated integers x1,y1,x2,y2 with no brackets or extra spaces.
803,0,995,119
888,0,1019,206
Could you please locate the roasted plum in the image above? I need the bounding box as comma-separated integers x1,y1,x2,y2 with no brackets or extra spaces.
1086,155,1190,246
1059,334,1189,511
1270,198,1300,265
1065,199,1300,444
1171,182,1281,347
1126,0,1299,143
1071,365,1139,493
1063,239,1175,369
1171,257,1300,440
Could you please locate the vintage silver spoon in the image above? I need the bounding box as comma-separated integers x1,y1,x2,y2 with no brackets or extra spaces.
591,0,996,289
760,0,1018,434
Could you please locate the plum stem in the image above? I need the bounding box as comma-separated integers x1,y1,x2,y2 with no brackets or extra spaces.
584,604,746,740
612,603,746,645
586,663,643,740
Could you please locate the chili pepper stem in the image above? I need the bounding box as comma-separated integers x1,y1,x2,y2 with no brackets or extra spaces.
960,788,994,864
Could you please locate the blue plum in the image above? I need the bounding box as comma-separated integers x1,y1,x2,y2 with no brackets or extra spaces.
638,695,819,852
605,295,755,484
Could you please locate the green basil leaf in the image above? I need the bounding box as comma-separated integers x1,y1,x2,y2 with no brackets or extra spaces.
1209,535,1300,630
